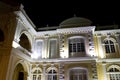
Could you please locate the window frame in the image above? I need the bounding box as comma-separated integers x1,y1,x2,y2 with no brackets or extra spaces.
48,38,58,58
68,36,86,57
46,67,58,80
36,40,44,58
107,65,120,80
32,68,42,80
103,38,116,54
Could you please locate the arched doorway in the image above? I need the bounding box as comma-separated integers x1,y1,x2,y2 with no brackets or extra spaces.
0,29,4,42
12,63,27,80
68,67,88,80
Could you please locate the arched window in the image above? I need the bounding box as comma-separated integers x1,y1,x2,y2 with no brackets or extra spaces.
47,68,58,80
104,39,115,53
107,65,120,80
69,36,85,57
32,68,42,80
69,68,88,80
19,33,31,52
0,29,4,42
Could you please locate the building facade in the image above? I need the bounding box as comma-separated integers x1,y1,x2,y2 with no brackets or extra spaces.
0,1,120,80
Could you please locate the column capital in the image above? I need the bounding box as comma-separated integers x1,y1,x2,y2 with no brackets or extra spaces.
102,61,106,65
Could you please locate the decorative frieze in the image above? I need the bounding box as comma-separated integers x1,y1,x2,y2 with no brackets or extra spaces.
91,62,98,80
57,26,95,34
59,34,65,58
59,63,65,80
88,31,95,57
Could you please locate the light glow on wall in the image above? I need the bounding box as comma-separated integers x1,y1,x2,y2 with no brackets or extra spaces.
99,49,104,58
60,48,68,58
60,52,67,58
12,41,20,48
89,50,97,57
31,52,39,59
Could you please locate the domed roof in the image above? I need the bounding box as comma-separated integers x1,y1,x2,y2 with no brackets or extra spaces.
59,17,92,27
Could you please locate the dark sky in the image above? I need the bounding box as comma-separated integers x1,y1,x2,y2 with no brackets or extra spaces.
19,0,120,28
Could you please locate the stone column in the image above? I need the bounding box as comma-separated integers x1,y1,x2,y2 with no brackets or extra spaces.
102,62,107,80
24,72,28,80
28,64,32,80
44,36,49,58
58,34,65,58
91,62,98,80
43,63,46,80
0,49,11,80
97,34,104,58
59,63,64,80
88,31,95,57
115,34,120,53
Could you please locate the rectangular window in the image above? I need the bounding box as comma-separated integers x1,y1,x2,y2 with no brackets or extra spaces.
69,42,85,53
36,40,43,58
49,39,57,58
69,37,85,57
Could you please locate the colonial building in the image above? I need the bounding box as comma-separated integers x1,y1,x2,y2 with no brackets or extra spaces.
0,1,120,80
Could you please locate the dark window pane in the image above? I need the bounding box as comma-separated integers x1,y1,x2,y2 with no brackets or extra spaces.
104,40,115,53
0,29,4,42
111,45,115,53
69,38,85,53
18,72,24,80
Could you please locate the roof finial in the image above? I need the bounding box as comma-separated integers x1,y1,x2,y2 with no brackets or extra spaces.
45,24,49,30
73,14,77,17
46,24,49,27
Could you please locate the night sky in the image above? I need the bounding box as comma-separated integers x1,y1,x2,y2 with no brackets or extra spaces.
18,1,120,28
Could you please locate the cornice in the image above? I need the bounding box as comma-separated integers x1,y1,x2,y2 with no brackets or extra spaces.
57,26,95,34
36,30,57,37
21,56,97,63
14,10,37,35
36,26,95,38
95,29,120,37
95,29,120,35
97,58,120,63
12,47,97,63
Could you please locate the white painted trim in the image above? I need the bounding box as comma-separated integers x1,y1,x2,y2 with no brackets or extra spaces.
97,58,120,63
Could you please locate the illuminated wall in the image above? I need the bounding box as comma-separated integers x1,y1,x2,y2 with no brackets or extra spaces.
0,1,120,80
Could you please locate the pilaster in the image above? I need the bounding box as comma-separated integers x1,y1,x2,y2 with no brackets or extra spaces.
59,63,64,80
91,62,98,80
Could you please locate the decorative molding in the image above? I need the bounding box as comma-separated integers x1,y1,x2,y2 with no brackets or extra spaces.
91,62,98,80
95,29,120,36
36,26,95,37
57,26,95,34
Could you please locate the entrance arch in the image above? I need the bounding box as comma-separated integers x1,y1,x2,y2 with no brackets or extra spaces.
68,67,88,80
0,29,4,42
12,61,28,80
13,63,24,80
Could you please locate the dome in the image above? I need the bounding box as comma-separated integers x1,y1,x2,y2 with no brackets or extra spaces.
59,17,92,27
